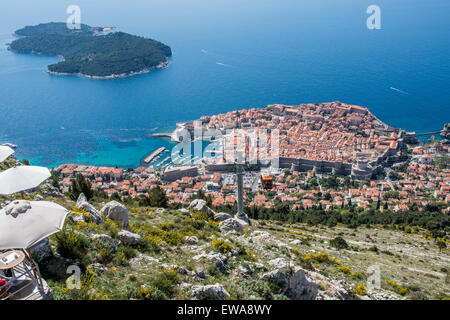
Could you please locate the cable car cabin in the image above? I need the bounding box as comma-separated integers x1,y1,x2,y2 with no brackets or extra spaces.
261,175,274,190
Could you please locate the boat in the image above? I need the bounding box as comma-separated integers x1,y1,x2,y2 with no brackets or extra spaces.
1,143,17,148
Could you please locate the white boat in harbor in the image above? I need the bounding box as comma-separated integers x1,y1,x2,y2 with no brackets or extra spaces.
1,143,17,148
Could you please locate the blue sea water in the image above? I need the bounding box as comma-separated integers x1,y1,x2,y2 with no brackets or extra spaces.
0,0,449,168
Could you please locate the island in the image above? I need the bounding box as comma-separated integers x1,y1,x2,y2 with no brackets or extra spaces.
8,22,172,79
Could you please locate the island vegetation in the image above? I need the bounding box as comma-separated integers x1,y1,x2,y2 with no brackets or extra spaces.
9,22,172,78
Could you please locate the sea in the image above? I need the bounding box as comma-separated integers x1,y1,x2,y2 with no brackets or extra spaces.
0,0,449,168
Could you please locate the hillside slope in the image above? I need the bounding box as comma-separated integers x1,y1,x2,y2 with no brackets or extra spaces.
15,186,448,300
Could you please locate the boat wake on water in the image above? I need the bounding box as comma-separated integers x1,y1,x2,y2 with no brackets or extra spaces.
390,87,409,94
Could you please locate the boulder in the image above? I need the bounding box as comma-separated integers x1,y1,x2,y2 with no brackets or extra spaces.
76,193,103,224
191,283,230,300
92,234,116,251
238,265,253,277
40,182,63,198
261,266,318,300
69,211,85,223
129,254,159,267
76,193,87,207
219,218,243,233
118,230,141,245
179,208,190,215
100,201,129,228
188,199,214,217
214,212,232,222
268,258,289,269
193,252,227,271
29,238,52,263
88,263,107,275
33,194,44,201
196,267,205,279
185,236,199,244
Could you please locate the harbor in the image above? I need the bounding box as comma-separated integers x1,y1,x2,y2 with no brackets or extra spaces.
141,147,167,165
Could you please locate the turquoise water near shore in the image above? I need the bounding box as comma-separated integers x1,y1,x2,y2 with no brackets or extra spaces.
0,0,449,168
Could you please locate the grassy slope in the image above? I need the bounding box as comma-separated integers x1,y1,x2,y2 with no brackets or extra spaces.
34,194,449,300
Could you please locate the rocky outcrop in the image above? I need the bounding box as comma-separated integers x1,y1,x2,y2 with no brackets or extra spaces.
219,218,243,233
188,199,214,218
29,238,52,263
261,266,318,300
193,252,227,271
92,234,116,251
100,200,129,229
185,235,199,244
33,194,44,201
129,254,159,267
39,182,64,198
214,212,232,222
76,193,103,224
118,230,141,245
191,283,230,300
88,263,108,275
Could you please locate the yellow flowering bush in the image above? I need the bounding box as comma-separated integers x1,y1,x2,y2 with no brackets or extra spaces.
245,249,256,260
139,285,153,300
211,238,233,253
387,279,408,296
304,252,341,265
354,283,367,295
337,265,352,275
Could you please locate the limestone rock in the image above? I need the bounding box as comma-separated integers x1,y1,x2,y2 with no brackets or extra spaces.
33,194,44,201
76,193,103,224
189,199,214,217
129,254,159,267
192,283,230,300
196,267,206,279
214,212,232,222
40,182,63,198
261,266,318,300
118,230,141,244
92,234,116,251
100,200,129,228
29,238,52,263
179,208,190,215
76,193,88,207
219,218,243,233
193,252,227,271
69,211,85,223
185,235,199,244
88,263,107,275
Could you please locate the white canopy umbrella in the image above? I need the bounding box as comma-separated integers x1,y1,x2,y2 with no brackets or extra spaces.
0,200,68,250
0,146,14,162
0,166,50,195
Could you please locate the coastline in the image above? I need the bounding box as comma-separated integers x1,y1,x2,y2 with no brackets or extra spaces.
45,59,170,79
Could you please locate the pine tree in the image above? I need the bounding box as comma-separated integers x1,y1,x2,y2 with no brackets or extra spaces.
68,174,93,201
149,186,168,208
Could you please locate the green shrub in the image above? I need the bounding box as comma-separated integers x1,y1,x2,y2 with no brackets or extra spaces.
211,238,233,253
53,227,90,262
330,236,349,250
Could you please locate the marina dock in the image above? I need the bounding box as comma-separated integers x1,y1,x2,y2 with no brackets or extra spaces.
151,133,172,138
142,147,167,165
